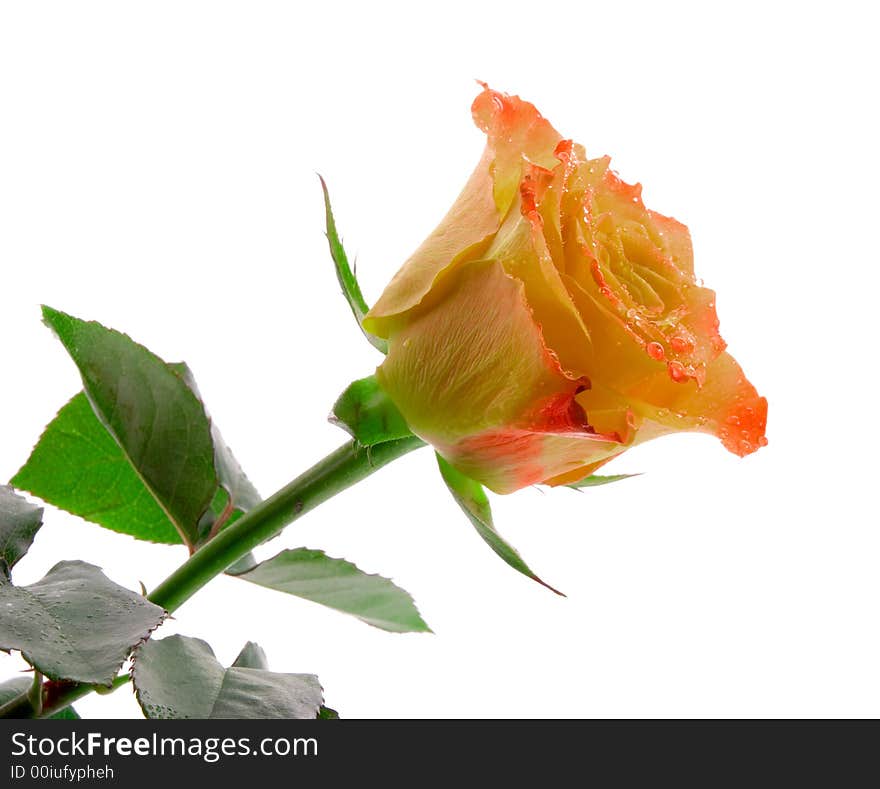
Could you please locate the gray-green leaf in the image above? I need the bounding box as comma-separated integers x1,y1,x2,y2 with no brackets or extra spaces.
228,640,337,717
133,635,323,719
0,486,43,577
231,548,431,633
330,375,415,447
0,560,166,685
230,641,338,718
231,641,268,670
320,176,387,354
436,453,563,596
38,306,218,548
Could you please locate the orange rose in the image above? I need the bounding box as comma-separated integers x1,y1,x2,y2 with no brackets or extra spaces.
362,85,767,494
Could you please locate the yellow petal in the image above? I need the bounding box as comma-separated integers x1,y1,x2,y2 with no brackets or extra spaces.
363,147,499,338
629,351,769,457
364,85,564,339
376,258,571,441
485,168,593,378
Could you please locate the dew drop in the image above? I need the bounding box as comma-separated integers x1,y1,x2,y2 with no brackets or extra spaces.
670,336,695,355
667,361,688,383
646,341,665,361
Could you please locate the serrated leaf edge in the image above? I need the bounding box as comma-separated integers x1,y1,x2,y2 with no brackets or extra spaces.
230,547,433,634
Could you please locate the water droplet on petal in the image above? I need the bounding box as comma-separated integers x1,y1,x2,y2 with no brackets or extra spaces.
670,336,695,355
667,361,688,383
646,341,665,361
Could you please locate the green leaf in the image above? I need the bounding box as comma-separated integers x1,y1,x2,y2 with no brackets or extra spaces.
318,705,340,719
170,363,261,523
13,325,261,548
132,634,323,719
231,548,431,633
436,453,563,596
0,560,166,685
0,486,43,577
37,306,218,548
330,375,415,447
567,473,640,489
0,677,80,719
320,176,387,354
47,703,80,719
12,394,183,544
169,363,261,546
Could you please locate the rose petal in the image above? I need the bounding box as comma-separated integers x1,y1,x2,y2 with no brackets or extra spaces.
365,85,564,339
633,352,768,456
376,259,572,442
363,147,499,338
484,168,594,378
451,429,623,494
542,452,627,488
470,84,563,212
376,258,621,493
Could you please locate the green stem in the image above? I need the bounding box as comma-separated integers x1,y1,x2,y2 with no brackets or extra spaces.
2,436,424,719
28,670,43,716
0,674,130,719
149,436,424,612
38,675,130,719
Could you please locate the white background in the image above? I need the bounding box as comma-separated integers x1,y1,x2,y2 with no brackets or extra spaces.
1,1,877,718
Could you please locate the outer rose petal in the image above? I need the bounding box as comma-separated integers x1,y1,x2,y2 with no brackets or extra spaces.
364,86,563,339
563,272,766,454
452,431,624,494
543,452,627,487
470,84,563,212
375,259,620,494
632,352,768,456
363,148,499,338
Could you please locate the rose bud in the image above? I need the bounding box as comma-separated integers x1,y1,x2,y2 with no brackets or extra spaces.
362,85,767,494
